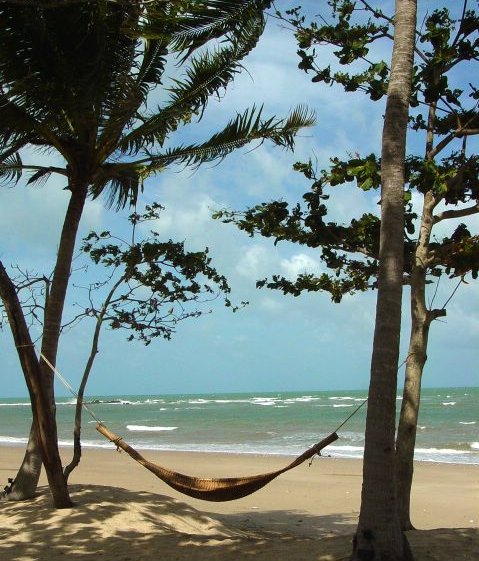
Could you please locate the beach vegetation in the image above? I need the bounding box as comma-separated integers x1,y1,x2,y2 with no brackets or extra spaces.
1,201,240,489
65,203,242,480
221,1,418,557
0,0,314,508
216,0,479,532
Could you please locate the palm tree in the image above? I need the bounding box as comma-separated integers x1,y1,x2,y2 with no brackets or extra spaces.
352,0,417,559
0,1,314,508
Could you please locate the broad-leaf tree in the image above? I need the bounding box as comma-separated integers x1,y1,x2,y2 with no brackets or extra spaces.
0,1,314,507
65,204,240,480
216,0,479,530
0,203,238,490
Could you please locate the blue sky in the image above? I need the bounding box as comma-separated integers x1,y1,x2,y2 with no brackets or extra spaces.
1,1,478,397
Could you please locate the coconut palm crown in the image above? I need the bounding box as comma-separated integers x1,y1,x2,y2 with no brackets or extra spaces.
0,0,314,206
0,1,314,508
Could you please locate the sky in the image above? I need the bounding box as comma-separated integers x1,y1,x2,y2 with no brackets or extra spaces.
1,1,478,398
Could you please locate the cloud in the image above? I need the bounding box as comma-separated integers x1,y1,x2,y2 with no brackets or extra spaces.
0,179,105,272
236,244,274,279
3,2,478,397
280,253,323,279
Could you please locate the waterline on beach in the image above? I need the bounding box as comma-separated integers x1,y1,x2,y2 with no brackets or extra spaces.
1,387,477,465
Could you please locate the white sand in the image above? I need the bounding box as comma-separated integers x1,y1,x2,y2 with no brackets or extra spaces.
0,446,478,560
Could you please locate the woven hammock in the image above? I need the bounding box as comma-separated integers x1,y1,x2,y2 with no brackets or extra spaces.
96,423,338,502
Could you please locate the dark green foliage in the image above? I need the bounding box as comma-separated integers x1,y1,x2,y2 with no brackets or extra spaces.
0,1,314,208
282,3,390,100
216,1,479,301
81,204,240,345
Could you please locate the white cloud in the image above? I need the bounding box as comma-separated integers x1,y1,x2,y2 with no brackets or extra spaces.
148,193,219,240
236,244,274,279
280,252,322,279
3,2,478,397
0,179,105,272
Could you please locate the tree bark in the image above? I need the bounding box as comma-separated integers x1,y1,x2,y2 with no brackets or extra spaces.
41,181,89,394
396,192,446,530
396,316,429,530
0,260,72,508
1,423,42,501
39,180,89,503
0,180,88,508
352,1,416,559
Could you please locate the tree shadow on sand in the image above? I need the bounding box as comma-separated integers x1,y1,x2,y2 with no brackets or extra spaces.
0,485,477,561
215,509,358,539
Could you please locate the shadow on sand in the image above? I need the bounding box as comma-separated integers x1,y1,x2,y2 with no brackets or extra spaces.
0,485,477,561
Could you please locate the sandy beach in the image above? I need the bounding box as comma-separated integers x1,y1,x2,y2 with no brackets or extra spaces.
1,445,478,560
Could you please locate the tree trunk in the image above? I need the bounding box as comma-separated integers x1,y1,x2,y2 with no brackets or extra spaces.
396,321,429,530
41,180,89,395
352,1,416,559
1,423,42,501
396,193,445,530
41,181,89,504
0,260,72,508
0,180,88,508
39,180,89,503
64,276,123,481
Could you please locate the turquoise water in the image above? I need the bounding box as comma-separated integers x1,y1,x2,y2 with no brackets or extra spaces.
0,388,477,464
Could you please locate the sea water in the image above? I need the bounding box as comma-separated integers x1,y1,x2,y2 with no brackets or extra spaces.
0,388,477,464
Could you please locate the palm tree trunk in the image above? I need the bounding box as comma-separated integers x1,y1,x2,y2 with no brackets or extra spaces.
352,1,416,559
38,180,89,505
41,180,89,394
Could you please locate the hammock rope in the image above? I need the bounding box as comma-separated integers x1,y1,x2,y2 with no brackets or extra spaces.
31,346,365,502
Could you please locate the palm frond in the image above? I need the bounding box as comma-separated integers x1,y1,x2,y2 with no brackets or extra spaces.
169,8,267,113
0,96,36,147
94,104,313,207
90,162,149,209
0,153,23,186
136,38,169,95
268,105,317,149
0,137,32,164
96,75,146,162
0,95,59,152
118,5,268,156
119,43,252,154
140,0,271,58
1,1,312,216
138,105,315,170
25,167,53,188
0,3,140,138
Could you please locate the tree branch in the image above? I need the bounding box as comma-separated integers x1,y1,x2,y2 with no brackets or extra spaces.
428,117,479,159
358,0,428,63
433,203,479,224
63,274,124,481
456,128,479,137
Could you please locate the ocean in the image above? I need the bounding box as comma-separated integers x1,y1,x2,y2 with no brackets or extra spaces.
0,387,477,465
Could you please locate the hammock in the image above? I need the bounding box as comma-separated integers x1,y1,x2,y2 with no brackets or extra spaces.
96,423,338,502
